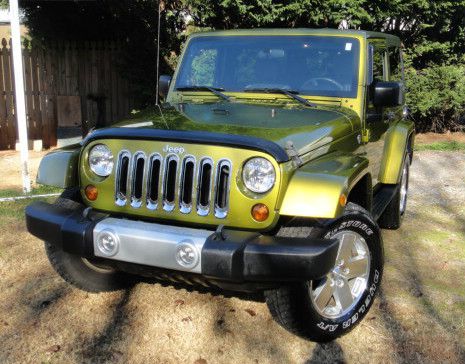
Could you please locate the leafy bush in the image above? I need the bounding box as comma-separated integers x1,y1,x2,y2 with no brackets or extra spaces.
405,64,465,132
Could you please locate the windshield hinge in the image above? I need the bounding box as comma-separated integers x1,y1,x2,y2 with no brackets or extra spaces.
285,141,303,167
361,129,371,143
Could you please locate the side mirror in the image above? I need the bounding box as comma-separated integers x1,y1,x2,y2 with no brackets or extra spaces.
373,81,404,108
158,75,172,100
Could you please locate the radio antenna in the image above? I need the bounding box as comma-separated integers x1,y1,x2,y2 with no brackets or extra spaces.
155,1,162,106
155,1,169,129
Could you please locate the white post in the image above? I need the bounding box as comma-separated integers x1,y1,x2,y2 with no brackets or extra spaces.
9,0,30,193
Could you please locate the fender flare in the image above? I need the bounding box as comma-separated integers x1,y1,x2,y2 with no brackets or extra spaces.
378,120,415,184
278,155,370,219
37,145,80,188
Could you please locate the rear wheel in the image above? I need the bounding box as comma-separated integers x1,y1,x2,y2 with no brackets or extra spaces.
265,203,383,342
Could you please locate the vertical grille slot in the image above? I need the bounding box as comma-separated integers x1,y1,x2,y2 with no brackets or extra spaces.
146,154,161,210
162,156,178,211
115,151,130,206
214,160,231,218
179,156,195,214
197,158,213,216
130,153,145,208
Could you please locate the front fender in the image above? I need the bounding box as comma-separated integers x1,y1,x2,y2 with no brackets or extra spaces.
378,120,415,184
278,154,369,219
37,144,81,188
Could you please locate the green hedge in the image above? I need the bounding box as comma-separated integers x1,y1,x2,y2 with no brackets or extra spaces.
406,63,465,132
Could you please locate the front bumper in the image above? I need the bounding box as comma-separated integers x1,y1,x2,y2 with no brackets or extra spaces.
25,201,338,283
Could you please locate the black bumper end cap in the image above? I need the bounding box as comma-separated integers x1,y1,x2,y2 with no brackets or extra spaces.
25,201,96,256
202,230,339,282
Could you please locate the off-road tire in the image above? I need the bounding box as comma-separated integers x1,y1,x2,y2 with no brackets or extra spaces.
378,154,410,229
44,188,135,292
265,203,384,342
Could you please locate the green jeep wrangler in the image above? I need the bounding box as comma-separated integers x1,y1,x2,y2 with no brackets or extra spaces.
26,29,414,342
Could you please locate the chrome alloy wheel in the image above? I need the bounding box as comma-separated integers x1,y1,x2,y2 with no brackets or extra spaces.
309,231,371,319
399,156,409,215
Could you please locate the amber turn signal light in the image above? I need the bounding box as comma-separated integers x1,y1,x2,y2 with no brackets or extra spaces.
85,185,98,201
251,203,269,222
339,193,347,207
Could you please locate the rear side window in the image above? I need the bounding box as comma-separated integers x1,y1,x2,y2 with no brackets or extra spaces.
388,47,404,82
368,43,386,85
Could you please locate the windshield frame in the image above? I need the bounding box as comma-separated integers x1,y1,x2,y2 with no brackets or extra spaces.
174,34,362,99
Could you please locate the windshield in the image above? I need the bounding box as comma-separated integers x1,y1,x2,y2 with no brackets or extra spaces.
176,35,360,98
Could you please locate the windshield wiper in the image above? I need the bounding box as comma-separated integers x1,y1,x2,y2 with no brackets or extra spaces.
176,85,230,101
244,87,316,107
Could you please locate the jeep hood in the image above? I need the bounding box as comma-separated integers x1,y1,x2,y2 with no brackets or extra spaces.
112,102,359,157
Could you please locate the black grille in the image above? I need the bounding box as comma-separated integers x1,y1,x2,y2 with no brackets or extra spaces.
115,152,130,206
147,155,161,209
163,156,178,211
131,154,145,207
214,161,231,218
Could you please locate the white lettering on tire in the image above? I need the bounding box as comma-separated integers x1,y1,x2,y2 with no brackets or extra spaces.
317,322,339,332
324,219,374,239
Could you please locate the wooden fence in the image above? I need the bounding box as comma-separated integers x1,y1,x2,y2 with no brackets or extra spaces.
0,39,134,150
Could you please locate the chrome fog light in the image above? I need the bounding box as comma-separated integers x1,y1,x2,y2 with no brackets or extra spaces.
175,241,199,269
96,229,119,257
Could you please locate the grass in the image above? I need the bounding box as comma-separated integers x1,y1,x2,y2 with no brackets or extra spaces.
0,185,63,198
0,195,58,226
414,140,465,151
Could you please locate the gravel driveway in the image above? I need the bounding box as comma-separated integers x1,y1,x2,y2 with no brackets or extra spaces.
0,150,465,364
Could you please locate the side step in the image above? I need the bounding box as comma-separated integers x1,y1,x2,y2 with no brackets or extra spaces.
372,184,399,221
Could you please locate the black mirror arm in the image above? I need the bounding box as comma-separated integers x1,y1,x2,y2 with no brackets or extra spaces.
158,75,172,101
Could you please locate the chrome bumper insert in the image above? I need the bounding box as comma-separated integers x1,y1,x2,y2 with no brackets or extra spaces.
93,217,212,273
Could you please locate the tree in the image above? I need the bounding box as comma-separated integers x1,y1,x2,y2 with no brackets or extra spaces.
20,0,465,130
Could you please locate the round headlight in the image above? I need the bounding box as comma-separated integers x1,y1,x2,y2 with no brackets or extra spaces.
242,157,276,193
88,144,114,177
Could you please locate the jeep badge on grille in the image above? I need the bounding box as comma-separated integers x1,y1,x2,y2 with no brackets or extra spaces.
163,144,185,155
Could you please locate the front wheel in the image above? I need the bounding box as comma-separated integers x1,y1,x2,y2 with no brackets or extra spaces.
45,242,135,292
43,190,135,292
265,203,384,342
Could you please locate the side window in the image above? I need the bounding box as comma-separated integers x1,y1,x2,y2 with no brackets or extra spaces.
368,44,386,85
388,47,403,82
367,43,387,113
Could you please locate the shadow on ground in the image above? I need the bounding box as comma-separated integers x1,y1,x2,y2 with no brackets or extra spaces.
1,150,465,363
